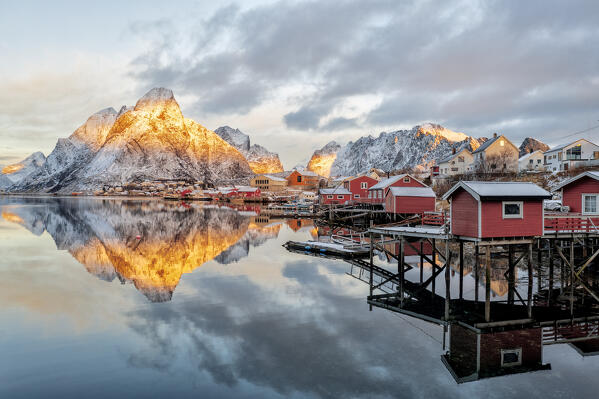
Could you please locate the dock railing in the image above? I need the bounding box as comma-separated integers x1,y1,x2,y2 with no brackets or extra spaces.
421,211,447,226
544,213,599,234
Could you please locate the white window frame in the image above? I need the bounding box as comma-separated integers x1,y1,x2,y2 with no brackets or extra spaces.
403,177,410,183
327,195,333,199
582,194,598,215
360,182,368,189
337,195,344,199
502,201,523,219
500,348,522,367
354,194,360,198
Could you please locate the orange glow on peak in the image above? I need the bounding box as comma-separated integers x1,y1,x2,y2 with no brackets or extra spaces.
2,211,24,224
2,164,24,174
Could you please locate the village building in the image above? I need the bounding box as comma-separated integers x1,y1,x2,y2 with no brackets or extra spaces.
318,186,352,205
342,175,378,202
442,181,551,239
437,148,474,176
518,150,545,172
368,174,427,204
553,171,599,217
250,174,288,192
384,186,436,214
287,170,321,189
472,133,519,173
543,139,599,172
367,168,386,180
328,175,352,187
299,191,316,202
236,186,261,198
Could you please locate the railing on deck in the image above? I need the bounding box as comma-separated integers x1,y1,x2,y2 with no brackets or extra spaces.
544,213,599,234
421,211,447,226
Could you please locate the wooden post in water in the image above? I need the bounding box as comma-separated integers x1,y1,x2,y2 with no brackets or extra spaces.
508,244,514,305
537,240,542,294
459,240,464,300
399,235,404,305
445,240,451,320
527,243,533,318
548,239,554,305
475,244,479,302
570,235,575,317
369,232,373,311
419,240,424,284
485,245,491,322
432,239,437,297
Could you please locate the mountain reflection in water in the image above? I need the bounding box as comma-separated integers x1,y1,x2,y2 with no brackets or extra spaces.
0,198,309,302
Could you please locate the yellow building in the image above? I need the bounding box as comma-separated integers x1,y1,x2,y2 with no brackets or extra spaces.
250,174,288,192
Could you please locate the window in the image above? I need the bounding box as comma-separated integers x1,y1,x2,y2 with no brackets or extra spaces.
499,139,505,146
558,152,563,161
354,194,360,198
583,194,597,215
451,167,458,172
368,192,372,198
403,177,410,183
337,195,344,199
327,195,333,199
566,145,582,160
378,190,382,198
594,151,599,160
361,182,368,189
501,348,522,367
502,201,523,219
297,176,302,183
529,159,533,164
537,159,541,164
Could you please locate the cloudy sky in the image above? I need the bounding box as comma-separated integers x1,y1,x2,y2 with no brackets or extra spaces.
1,0,598,169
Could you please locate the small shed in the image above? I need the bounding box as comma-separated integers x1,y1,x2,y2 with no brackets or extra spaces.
319,187,352,205
343,175,378,202
384,186,436,214
442,181,551,239
553,171,599,217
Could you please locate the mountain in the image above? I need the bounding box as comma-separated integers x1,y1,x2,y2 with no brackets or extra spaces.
0,152,46,187
306,141,341,177
310,123,481,177
214,126,284,174
519,137,549,157
8,88,252,193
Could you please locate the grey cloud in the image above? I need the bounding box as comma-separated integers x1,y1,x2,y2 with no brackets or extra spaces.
283,103,330,130
320,117,359,131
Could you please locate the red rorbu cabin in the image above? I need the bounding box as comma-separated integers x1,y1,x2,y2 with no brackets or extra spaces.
318,187,352,205
384,186,436,214
442,181,551,240
236,186,261,198
554,171,599,220
367,174,426,204
342,175,378,202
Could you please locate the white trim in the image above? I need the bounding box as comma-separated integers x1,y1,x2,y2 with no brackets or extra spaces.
354,194,360,199
449,199,453,235
477,199,482,238
327,195,333,199
337,195,345,199
502,201,524,219
582,193,598,215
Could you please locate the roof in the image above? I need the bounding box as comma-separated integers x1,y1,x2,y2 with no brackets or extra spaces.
442,181,552,201
472,136,499,154
386,186,436,198
237,186,260,192
319,187,351,195
545,138,596,153
296,170,318,177
260,174,287,182
369,174,407,190
331,175,352,182
438,148,471,165
553,171,599,191
518,150,544,162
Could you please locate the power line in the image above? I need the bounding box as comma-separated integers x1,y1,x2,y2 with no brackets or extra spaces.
560,123,599,139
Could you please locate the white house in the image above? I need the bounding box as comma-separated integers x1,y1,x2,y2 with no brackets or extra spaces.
437,148,474,176
543,139,599,172
471,133,519,172
518,150,545,172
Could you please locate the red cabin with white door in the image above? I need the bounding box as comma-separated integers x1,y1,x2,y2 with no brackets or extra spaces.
384,186,436,214
367,174,427,204
442,181,551,239
554,171,599,221
343,175,378,203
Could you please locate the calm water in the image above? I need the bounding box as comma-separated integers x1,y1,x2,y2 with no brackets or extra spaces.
1,197,598,398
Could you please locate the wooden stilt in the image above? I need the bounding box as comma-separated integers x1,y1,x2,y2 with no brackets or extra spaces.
399,235,404,305
459,240,464,300
445,240,451,320
485,246,491,322
508,244,515,305
527,243,533,318
369,232,373,311
475,244,480,302
432,239,436,297
419,240,424,284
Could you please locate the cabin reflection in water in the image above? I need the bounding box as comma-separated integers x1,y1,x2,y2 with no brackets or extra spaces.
341,234,599,384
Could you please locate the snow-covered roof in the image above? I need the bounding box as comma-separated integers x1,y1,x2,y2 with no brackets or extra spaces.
298,170,319,177
472,136,499,154
368,174,407,190
386,186,436,198
331,175,352,182
237,186,260,192
518,150,544,161
437,148,471,165
260,174,287,182
319,187,351,195
442,181,551,200
545,138,597,153
553,171,599,191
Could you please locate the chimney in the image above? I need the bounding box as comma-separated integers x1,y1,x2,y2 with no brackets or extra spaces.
529,148,533,154
493,132,498,138
452,148,456,155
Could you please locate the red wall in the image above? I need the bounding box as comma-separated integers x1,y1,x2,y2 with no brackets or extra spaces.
562,176,599,213
385,195,435,214
451,189,479,238
370,175,427,203
481,200,544,238
479,329,542,374
320,194,351,205
344,176,378,202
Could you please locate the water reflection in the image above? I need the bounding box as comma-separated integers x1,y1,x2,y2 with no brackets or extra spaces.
0,198,311,302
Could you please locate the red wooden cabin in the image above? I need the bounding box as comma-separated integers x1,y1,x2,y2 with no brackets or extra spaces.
554,171,599,218
384,186,436,214
318,187,352,205
287,170,321,188
236,186,261,198
367,174,426,203
342,175,378,202
442,181,551,239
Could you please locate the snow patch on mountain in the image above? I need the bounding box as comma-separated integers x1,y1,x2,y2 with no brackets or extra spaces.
1,151,46,185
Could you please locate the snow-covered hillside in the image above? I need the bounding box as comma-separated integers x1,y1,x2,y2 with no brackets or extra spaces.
214,126,284,174
0,151,46,187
